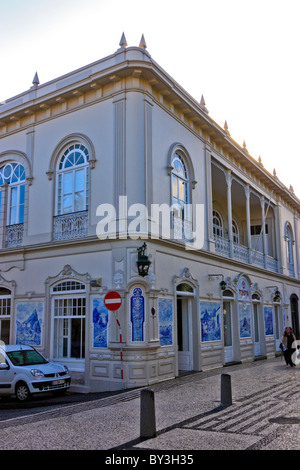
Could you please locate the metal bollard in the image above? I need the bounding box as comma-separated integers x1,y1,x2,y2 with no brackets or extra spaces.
140,388,156,439
221,373,232,406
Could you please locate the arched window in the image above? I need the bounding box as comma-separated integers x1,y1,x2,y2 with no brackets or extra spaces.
52,280,86,360
213,210,223,238
232,220,239,244
171,152,191,239
0,162,26,225
56,144,89,215
172,153,189,210
285,223,294,265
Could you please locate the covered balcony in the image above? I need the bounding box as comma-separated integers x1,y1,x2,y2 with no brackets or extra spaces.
211,161,280,274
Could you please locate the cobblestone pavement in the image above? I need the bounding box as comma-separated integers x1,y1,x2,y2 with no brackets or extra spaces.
0,356,300,451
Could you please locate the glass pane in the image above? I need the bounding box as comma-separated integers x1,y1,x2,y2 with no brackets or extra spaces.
177,283,193,293
19,204,24,224
10,206,17,225
65,154,75,168
223,302,232,347
76,155,84,165
1,319,10,344
75,192,84,212
20,165,26,181
172,175,178,198
10,186,18,206
177,299,190,352
75,169,84,192
63,172,73,195
275,306,280,339
19,184,25,204
253,304,259,343
71,318,85,358
4,164,12,180
63,195,73,213
179,181,187,203
181,301,189,351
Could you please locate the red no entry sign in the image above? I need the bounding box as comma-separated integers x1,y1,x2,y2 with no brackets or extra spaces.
104,291,122,311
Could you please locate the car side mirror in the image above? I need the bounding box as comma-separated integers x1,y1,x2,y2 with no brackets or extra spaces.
0,363,8,370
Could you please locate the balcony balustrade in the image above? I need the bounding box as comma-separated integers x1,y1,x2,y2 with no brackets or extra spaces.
5,223,24,248
53,211,88,241
214,235,279,274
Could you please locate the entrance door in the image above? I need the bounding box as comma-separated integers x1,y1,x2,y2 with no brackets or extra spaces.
274,305,281,351
223,301,233,363
177,297,193,371
253,303,261,356
291,295,299,338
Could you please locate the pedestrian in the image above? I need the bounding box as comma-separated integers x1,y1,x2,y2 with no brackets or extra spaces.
281,327,297,367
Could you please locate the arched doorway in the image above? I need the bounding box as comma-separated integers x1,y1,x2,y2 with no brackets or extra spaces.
0,288,11,344
176,283,195,371
222,289,235,363
252,293,263,356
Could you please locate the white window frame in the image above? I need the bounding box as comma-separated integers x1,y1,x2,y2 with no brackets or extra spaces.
51,281,86,370
171,152,192,239
213,210,224,238
0,291,11,344
56,145,89,216
0,163,26,226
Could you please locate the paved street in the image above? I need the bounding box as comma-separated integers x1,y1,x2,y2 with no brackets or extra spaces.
1,355,300,452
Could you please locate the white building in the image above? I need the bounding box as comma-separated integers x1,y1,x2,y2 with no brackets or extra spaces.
0,35,300,392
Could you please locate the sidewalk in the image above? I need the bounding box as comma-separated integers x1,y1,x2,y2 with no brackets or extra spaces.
0,356,299,450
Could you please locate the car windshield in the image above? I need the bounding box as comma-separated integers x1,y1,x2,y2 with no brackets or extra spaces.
7,350,48,366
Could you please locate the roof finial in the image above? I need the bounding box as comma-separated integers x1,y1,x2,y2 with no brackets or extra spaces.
224,120,230,136
139,34,147,49
119,32,127,49
258,155,263,166
200,94,208,114
32,72,40,87
273,168,277,178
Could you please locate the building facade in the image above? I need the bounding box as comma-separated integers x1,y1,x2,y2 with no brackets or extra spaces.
1,35,300,392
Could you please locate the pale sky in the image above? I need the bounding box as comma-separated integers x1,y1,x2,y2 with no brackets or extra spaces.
1,0,300,197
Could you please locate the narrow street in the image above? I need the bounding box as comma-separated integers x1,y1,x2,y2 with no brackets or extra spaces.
0,356,299,452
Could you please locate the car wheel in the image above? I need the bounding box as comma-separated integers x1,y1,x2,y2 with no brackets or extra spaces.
15,382,31,402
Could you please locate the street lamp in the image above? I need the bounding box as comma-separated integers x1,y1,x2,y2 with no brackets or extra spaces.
136,243,151,277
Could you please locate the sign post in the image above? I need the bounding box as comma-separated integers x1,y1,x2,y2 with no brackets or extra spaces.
104,291,124,381
104,291,122,311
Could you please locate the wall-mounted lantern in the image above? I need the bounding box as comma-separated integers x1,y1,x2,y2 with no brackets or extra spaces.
267,285,281,303
137,243,151,277
273,290,281,303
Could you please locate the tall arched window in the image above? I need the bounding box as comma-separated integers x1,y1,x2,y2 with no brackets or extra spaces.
0,162,26,225
56,144,89,215
52,280,86,360
285,223,294,264
232,220,239,244
212,210,223,238
171,152,191,239
172,152,189,208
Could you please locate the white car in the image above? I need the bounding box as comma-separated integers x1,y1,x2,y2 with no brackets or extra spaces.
0,344,71,402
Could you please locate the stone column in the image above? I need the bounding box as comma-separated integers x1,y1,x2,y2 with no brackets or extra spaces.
226,170,233,257
205,145,214,252
245,184,252,263
260,196,267,268
0,183,8,248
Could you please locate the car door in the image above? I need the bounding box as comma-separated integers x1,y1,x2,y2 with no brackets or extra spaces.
0,352,15,394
